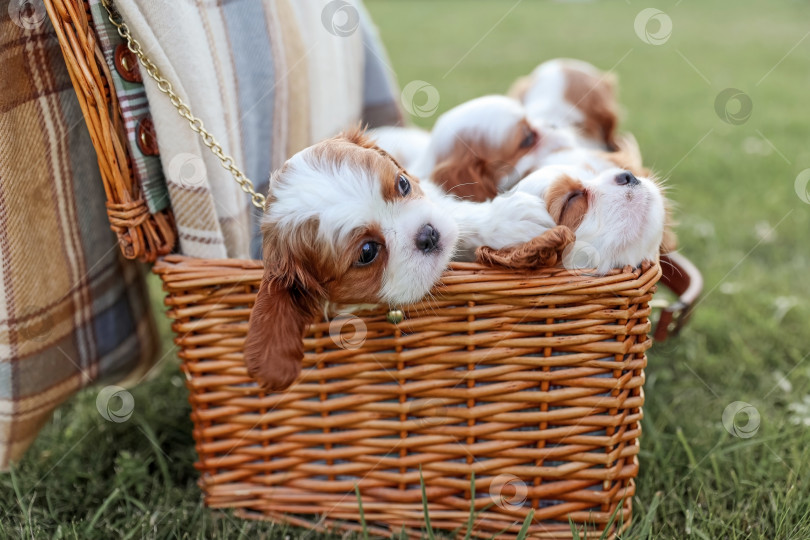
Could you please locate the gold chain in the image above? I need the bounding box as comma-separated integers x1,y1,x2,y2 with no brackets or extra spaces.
101,0,266,210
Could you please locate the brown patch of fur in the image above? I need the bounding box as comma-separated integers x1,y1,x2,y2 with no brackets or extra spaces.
563,66,619,150
244,278,321,391
476,226,575,269
330,226,389,303
597,133,648,177
545,175,590,230
245,219,325,391
432,119,537,202
339,125,406,170
320,127,424,203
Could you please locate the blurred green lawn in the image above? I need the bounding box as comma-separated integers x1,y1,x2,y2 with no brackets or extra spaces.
4,1,810,538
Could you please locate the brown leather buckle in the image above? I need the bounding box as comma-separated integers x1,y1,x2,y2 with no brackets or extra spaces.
654,252,703,341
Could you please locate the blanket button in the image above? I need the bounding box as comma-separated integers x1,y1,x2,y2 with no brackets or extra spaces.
136,116,159,156
115,44,142,83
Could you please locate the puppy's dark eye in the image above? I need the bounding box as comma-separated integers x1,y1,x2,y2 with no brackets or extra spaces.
356,241,380,266
565,191,583,205
397,174,411,196
520,128,537,149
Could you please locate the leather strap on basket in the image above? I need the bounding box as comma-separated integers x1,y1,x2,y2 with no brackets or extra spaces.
654,252,703,341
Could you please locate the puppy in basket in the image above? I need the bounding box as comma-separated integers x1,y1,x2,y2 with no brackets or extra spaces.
369,57,674,269
245,128,565,391
479,165,671,273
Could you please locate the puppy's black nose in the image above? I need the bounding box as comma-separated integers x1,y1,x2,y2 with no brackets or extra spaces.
615,171,640,187
416,224,440,253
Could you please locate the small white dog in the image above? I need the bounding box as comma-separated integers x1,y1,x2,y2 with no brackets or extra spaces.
508,165,668,273
409,95,542,200
509,58,620,151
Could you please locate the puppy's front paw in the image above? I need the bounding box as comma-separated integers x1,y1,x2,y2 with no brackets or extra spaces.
483,192,557,249
476,225,575,269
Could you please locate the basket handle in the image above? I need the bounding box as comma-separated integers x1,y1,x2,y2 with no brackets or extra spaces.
654,252,703,341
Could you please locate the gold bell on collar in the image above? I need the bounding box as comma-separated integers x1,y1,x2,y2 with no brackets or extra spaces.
386,309,404,325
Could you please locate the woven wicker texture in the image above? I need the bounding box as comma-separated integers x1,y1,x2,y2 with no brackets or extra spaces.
44,0,175,262
154,255,661,539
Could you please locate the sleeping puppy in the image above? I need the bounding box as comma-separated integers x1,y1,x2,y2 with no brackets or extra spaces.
245,128,558,390
509,58,619,151
410,95,542,201
490,165,671,273
526,135,679,255
405,94,621,203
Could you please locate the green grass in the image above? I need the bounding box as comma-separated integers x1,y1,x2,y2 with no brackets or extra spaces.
4,0,810,538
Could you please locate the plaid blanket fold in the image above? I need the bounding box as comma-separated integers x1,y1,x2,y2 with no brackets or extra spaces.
0,5,158,469
0,0,401,467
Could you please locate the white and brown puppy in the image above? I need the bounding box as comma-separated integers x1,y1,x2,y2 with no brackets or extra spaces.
509,58,619,151
245,129,556,390
245,129,458,391
506,165,671,273
411,95,542,201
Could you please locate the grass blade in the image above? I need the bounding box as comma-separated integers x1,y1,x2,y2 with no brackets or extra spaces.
676,427,698,468
135,419,171,486
420,466,436,540
354,484,369,540
637,491,663,540
463,472,476,540
85,487,121,532
569,515,582,540
487,523,514,540
599,497,625,540
516,509,535,540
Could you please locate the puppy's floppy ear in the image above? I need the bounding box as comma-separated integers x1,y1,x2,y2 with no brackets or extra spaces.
595,74,619,151
432,154,499,202
244,278,322,391
244,230,326,391
570,69,620,151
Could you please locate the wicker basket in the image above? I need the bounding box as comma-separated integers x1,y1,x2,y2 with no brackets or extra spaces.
154,255,660,539
42,0,701,537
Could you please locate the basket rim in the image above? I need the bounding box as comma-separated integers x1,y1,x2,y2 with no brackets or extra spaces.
154,254,662,284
